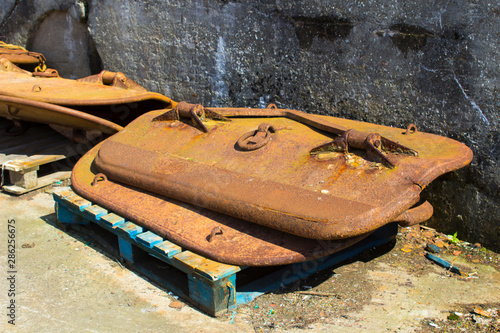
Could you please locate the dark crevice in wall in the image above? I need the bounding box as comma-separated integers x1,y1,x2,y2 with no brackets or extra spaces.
0,0,21,31
88,36,103,74
384,23,435,55
292,16,353,50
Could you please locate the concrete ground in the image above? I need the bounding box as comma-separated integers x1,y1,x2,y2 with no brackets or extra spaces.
1,187,499,333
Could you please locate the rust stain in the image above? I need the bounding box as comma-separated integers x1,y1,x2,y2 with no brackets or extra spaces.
327,163,347,185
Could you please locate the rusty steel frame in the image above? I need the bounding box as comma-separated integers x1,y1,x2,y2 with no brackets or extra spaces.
0,95,123,134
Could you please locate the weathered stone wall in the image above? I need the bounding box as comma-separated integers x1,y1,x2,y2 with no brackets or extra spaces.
1,0,499,250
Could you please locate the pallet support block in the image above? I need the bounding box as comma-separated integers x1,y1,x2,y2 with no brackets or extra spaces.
118,237,145,263
188,274,237,316
55,202,88,225
0,120,83,195
52,187,397,317
116,223,144,263
2,157,72,195
9,166,39,189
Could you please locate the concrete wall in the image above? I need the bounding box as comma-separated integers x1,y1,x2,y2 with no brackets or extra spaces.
1,0,498,250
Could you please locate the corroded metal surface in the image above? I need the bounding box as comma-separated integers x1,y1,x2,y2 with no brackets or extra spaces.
94,105,473,240
72,143,371,266
156,102,417,168
0,42,46,71
392,201,434,227
0,59,175,127
0,95,122,134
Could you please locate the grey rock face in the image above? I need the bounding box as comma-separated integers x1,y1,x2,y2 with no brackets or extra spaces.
1,0,498,249
0,1,17,29
28,10,100,78
0,0,101,78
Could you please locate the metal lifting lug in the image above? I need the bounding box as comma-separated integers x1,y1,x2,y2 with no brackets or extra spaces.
310,129,418,168
152,101,231,132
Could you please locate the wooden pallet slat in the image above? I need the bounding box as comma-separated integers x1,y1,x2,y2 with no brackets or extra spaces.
136,231,163,248
172,251,209,275
52,187,76,200
0,154,25,164
99,213,125,228
115,222,143,239
52,187,397,317
0,120,84,195
67,194,92,211
55,202,88,225
83,205,108,221
195,260,242,281
4,154,67,172
151,240,182,261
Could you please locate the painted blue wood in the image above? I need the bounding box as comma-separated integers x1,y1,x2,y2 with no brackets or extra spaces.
66,194,92,212
151,240,182,261
115,222,143,240
136,231,163,248
188,274,237,315
53,188,234,315
83,205,108,222
118,237,135,263
425,253,462,275
55,202,88,224
425,243,442,254
100,213,125,229
188,275,215,311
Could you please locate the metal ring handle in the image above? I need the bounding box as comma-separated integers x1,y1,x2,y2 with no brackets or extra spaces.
91,173,108,186
406,124,418,135
5,120,28,136
207,226,223,243
237,123,275,151
7,105,20,116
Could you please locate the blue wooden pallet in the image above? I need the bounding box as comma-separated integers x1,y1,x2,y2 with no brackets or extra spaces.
52,187,397,316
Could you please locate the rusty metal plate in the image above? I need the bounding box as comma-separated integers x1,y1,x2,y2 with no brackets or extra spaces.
0,42,45,70
72,143,371,266
94,105,473,240
0,59,175,126
0,95,122,134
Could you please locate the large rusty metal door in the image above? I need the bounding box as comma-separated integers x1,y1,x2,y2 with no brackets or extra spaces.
0,58,175,131
91,103,472,240
72,143,372,266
